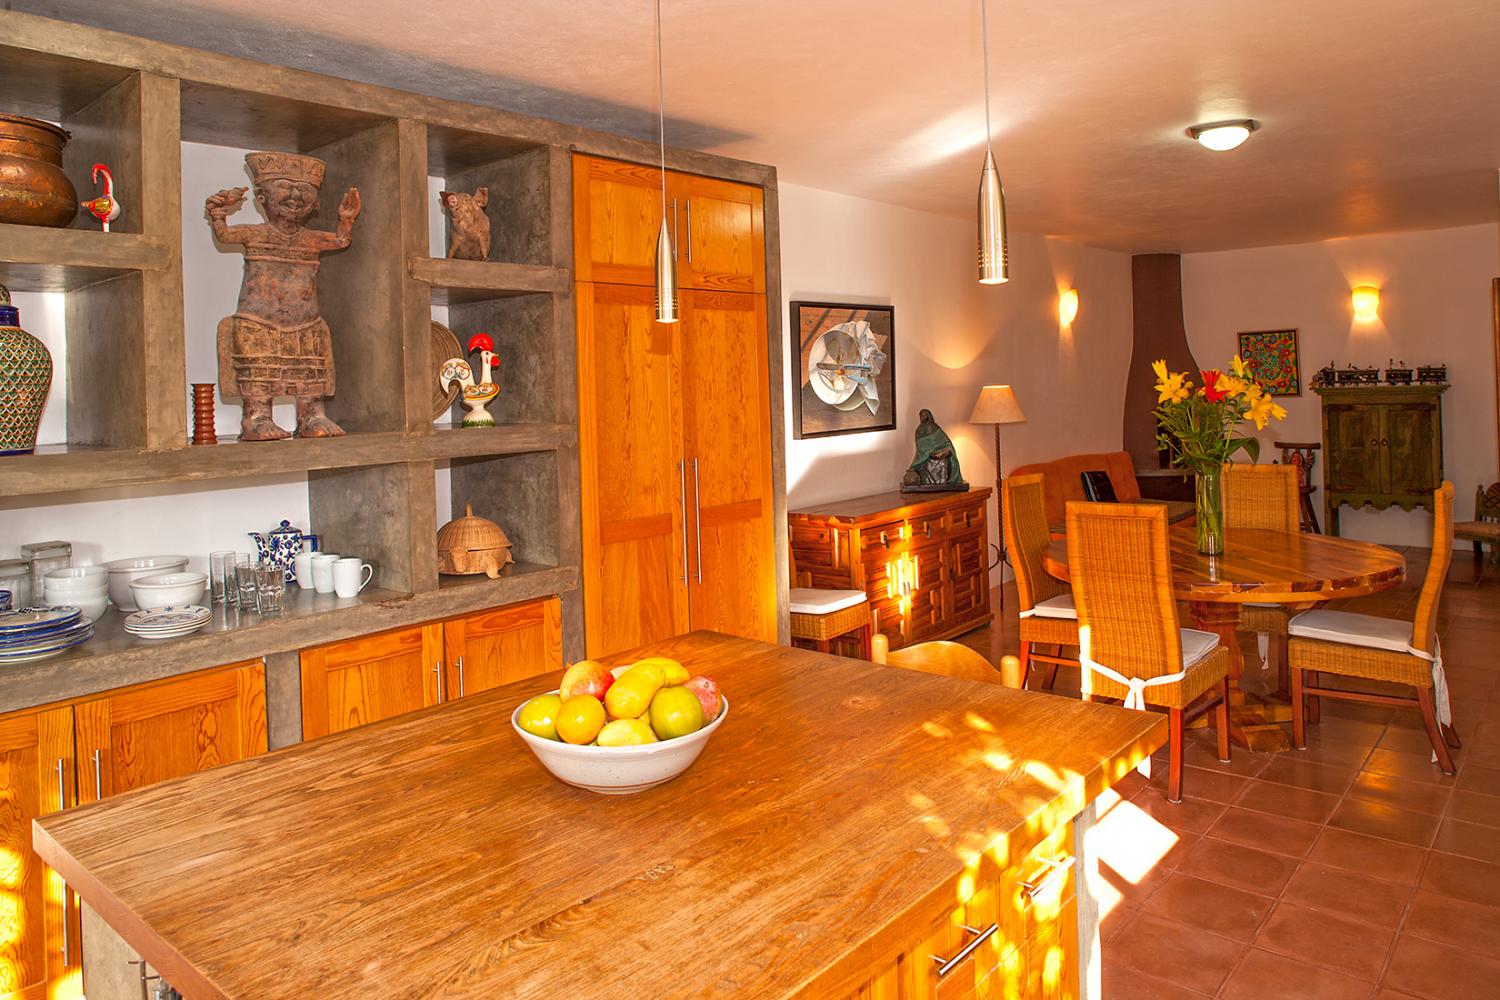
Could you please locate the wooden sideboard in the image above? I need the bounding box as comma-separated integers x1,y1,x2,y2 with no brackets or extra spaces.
789,489,992,651
1316,384,1446,535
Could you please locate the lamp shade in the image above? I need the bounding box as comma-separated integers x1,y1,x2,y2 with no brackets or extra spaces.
970,384,1026,424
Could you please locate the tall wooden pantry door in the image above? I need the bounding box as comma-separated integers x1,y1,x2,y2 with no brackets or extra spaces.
576,281,690,656
680,290,778,642
572,156,667,287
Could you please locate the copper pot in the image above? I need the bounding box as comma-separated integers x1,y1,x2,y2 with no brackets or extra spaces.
0,113,78,228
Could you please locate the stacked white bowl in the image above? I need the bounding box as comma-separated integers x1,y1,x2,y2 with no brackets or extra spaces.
42,566,110,622
103,556,189,611
128,572,208,612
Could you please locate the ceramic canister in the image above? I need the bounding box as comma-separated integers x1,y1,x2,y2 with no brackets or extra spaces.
0,284,52,455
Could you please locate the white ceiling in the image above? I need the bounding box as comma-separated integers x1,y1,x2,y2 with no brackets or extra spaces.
19,0,1500,252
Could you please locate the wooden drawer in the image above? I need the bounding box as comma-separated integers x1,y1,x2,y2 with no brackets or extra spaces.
858,518,909,557
1002,820,1077,947
949,530,991,623
951,497,987,533
789,520,848,584
911,509,950,541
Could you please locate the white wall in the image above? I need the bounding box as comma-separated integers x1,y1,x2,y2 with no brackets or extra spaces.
779,182,1135,582
1181,223,1500,546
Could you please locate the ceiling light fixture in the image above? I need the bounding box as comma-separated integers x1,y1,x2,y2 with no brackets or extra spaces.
1187,119,1259,152
652,0,678,324
977,0,1009,284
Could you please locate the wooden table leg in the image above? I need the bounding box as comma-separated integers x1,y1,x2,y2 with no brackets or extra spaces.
1189,601,1291,752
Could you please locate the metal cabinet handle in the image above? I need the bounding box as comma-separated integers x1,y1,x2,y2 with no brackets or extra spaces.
880,530,888,546
925,521,932,538
678,460,689,583
685,198,693,262
692,458,703,583
932,923,998,978
433,662,446,703
1020,855,1076,901
55,756,66,811
55,757,69,961
92,748,102,801
457,656,465,698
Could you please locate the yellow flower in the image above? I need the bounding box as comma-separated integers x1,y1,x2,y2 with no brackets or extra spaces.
1156,371,1190,404
1152,359,1169,381
1231,354,1251,379
1218,373,1247,398
1247,393,1288,430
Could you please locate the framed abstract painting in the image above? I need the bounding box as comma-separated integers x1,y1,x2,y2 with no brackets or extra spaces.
790,301,897,439
1237,329,1301,397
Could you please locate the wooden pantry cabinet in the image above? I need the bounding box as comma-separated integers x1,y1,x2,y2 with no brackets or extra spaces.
0,661,266,1000
1315,384,1446,536
573,154,777,658
299,597,562,739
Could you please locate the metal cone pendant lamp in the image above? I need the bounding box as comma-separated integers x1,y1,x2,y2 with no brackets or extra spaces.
653,0,678,323
977,0,1009,284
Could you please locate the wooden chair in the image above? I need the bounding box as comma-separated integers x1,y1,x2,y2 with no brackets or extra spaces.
1002,474,1081,691
1223,462,1301,692
1288,481,1462,772
871,634,1023,687
1066,500,1232,803
1453,483,1500,566
1273,441,1322,533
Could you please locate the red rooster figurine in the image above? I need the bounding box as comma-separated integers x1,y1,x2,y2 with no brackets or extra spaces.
80,164,121,232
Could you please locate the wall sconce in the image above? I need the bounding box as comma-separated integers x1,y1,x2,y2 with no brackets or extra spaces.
1058,288,1079,325
1351,285,1381,322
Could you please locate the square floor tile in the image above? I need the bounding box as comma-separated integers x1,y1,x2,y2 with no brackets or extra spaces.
1108,912,1247,996
1349,770,1454,816
1382,933,1500,1000
1206,806,1324,857
1363,747,1459,786
1254,900,1391,980
1458,763,1500,797
1432,817,1500,865
1306,828,1426,885
1259,755,1360,794
1128,787,1227,835
1146,765,1250,804
1445,790,1500,828
1219,948,1376,1000
1102,964,1213,999
1177,837,1298,896
1236,779,1342,824
1420,852,1500,908
1329,797,1442,847
1280,863,1414,930
1140,872,1273,942
1402,889,1500,960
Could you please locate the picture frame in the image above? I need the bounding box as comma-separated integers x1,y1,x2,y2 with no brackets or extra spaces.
790,300,897,439
1236,328,1301,397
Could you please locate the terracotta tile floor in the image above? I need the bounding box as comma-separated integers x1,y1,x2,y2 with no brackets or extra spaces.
956,546,1500,998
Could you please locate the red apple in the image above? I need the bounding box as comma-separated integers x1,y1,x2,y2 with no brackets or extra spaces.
682,675,722,722
560,659,614,701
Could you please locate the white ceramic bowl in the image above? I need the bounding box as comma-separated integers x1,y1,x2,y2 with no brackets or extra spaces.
128,571,206,611
44,577,109,594
69,595,110,622
44,587,108,607
44,582,109,599
511,693,728,795
104,556,189,610
44,566,108,586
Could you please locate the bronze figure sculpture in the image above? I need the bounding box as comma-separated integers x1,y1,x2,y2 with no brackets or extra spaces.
901,409,968,492
206,152,360,441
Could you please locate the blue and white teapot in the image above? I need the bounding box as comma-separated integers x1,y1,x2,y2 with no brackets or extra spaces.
249,519,319,583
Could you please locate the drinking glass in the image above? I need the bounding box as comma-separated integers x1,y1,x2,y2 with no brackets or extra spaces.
255,562,286,614
234,554,259,611
209,550,235,605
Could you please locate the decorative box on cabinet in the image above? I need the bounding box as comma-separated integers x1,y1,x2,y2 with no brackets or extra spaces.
299,597,562,739
1316,384,1446,535
789,489,993,652
573,154,777,658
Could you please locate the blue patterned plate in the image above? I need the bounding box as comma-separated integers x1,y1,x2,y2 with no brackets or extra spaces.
0,606,83,638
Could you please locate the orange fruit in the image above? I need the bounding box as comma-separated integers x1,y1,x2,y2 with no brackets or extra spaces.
556,694,606,745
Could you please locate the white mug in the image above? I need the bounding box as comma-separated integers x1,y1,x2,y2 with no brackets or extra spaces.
293,551,317,589
333,557,373,598
310,553,341,594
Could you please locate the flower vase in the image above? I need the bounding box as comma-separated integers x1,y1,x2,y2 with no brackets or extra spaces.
0,284,52,455
1195,468,1225,555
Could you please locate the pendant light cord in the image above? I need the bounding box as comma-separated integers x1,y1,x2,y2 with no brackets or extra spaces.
656,0,668,220
980,0,993,155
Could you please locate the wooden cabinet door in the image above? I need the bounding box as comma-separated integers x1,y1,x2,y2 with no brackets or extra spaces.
577,281,690,657
1384,403,1441,495
75,662,268,802
680,290,777,642
300,626,443,739
442,597,563,699
1323,404,1383,493
677,173,764,293
0,706,79,1000
573,155,666,286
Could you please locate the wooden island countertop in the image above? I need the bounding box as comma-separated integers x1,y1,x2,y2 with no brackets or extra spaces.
34,632,1162,1000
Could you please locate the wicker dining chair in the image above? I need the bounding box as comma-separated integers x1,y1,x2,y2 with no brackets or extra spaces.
1066,500,1232,802
1224,462,1301,690
871,635,1023,687
1288,482,1461,772
1003,474,1081,691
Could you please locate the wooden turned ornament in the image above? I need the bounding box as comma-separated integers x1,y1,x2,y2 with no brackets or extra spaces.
191,383,217,445
436,504,514,578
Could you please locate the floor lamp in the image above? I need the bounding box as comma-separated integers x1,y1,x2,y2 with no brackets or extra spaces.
970,385,1027,610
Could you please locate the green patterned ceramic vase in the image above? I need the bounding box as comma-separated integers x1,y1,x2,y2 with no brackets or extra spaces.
0,283,52,455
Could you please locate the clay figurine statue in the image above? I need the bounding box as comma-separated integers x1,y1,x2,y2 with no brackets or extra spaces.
205,152,360,440
440,332,501,428
441,186,490,260
901,409,968,493
79,164,121,232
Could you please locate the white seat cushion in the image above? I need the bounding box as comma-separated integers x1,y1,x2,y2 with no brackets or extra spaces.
1288,609,1411,653
788,588,867,615
1181,628,1220,666
1031,593,1077,619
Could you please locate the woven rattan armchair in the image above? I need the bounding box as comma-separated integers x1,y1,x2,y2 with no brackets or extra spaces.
1066,500,1232,802
1288,482,1462,772
1002,474,1081,691
1224,462,1301,691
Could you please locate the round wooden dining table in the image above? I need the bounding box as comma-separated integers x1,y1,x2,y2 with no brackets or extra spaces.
1043,527,1406,751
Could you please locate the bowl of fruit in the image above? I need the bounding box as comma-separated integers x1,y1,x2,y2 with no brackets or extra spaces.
512,656,727,795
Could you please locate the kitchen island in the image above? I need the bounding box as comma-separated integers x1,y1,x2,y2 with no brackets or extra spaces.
34,632,1163,999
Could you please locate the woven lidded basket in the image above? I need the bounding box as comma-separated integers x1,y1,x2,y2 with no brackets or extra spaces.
437,504,514,578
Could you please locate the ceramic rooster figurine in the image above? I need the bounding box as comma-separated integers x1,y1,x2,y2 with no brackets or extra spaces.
439,332,500,428
79,164,121,232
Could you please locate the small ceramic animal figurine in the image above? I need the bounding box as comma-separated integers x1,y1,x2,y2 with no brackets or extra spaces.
440,186,490,260
440,332,501,428
79,163,121,232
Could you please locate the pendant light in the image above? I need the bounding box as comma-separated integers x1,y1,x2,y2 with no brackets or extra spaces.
652,0,678,323
976,0,1009,284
